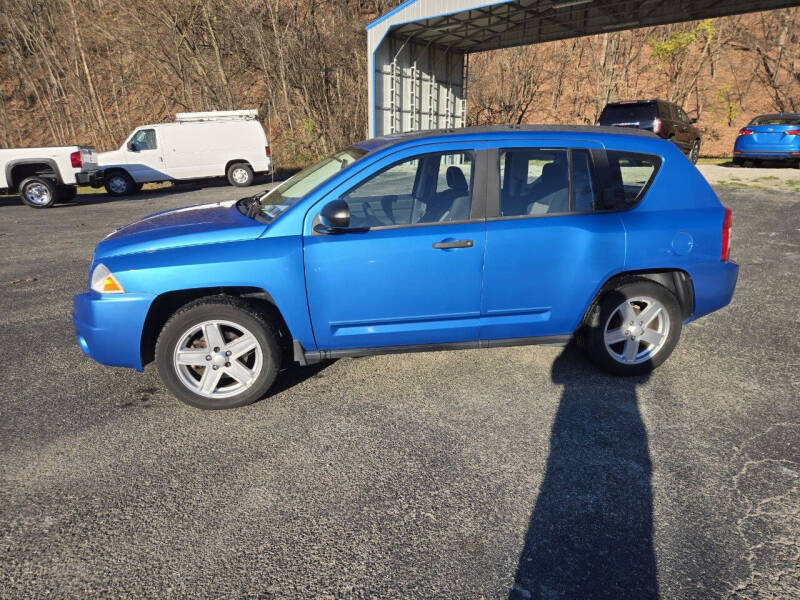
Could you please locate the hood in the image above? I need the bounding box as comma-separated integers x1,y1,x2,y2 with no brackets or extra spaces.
94,199,266,259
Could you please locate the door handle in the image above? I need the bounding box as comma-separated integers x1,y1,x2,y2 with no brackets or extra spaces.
433,239,473,249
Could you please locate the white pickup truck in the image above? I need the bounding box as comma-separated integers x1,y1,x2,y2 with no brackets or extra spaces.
0,146,103,208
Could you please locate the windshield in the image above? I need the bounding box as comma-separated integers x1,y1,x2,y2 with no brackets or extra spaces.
749,115,800,126
599,103,657,124
257,147,367,221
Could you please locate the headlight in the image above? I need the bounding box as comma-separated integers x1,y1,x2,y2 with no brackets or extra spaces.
90,263,125,293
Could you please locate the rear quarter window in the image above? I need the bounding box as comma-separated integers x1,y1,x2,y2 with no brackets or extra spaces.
602,151,661,210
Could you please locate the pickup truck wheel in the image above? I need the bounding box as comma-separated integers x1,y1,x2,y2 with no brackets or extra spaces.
19,176,57,208
227,162,254,187
155,297,280,409
104,171,135,196
583,281,682,376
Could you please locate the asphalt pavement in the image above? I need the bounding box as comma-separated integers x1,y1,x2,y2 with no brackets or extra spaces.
1,179,798,599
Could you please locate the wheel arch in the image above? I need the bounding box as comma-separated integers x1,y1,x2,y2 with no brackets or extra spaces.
7,159,62,191
103,167,132,179
225,159,252,174
140,286,291,367
579,269,694,331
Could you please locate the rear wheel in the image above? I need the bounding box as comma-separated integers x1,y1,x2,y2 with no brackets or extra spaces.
689,140,700,164
155,297,281,409
583,281,682,376
19,176,57,208
227,162,254,187
104,171,136,196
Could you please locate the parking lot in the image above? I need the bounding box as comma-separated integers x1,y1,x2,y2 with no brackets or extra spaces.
1,177,798,598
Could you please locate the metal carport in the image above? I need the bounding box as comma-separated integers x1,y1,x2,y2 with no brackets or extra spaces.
367,0,800,137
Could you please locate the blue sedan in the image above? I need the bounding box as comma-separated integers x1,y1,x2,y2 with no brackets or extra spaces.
733,113,800,167
74,126,738,409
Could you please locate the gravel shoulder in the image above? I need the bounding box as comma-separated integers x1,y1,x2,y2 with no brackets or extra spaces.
698,164,800,193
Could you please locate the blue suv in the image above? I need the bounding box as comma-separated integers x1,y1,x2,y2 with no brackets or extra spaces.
73,126,738,409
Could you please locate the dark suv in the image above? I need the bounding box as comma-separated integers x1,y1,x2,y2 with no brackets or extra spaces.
599,100,702,164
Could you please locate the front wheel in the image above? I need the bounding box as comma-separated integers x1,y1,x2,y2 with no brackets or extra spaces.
19,176,57,208
583,281,682,376
104,171,136,196
155,297,280,409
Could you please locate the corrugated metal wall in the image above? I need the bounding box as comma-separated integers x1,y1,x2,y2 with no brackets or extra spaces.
373,37,466,137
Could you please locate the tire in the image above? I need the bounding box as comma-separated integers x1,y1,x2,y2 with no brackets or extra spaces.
56,185,77,203
226,162,254,187
583,280,682,376
18,176,57,208
104,170,136,196
155,296,281,409
689,140,700,164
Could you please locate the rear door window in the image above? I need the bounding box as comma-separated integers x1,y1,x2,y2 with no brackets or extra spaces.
498,148,599,216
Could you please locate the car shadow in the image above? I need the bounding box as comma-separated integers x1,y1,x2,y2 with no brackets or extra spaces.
509,342,658,599
267,360,334,397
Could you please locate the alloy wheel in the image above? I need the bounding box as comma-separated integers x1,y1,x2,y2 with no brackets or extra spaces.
173,319,263,399
603,296,670,365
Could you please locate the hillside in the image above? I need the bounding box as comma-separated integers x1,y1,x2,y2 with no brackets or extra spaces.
1,1,798,165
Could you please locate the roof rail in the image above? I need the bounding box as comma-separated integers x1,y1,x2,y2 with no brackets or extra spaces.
174,109,258,122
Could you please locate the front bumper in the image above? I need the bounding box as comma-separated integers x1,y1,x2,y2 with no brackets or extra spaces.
76,169,105,188
73,291,156,371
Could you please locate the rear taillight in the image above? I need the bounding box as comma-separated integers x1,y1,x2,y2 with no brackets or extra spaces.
786,129,800,136
265,146,271,157
721,207,732,261
738,128,754,136
70,150,82,168
653,118,661,134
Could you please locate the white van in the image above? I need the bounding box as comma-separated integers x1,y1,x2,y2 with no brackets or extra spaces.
98,110,272,196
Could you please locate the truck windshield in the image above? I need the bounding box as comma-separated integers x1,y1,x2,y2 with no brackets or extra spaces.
257,147,367,221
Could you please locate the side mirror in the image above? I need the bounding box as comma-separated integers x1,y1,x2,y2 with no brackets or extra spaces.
314,199,369,235
127,141,138,152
